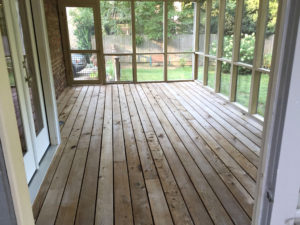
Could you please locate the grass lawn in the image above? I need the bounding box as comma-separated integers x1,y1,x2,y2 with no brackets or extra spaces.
218,72,269,116
116,66,193,81
112,65,269,116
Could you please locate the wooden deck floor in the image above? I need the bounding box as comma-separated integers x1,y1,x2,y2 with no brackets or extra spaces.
33,81,262,225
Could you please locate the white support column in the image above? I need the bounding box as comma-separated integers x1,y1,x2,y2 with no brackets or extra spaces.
253,1,300,224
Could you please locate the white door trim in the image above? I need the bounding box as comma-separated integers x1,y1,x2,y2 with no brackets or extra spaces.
3,0,37,181
0,28,35,225
31,0,61,146
0,0,60,223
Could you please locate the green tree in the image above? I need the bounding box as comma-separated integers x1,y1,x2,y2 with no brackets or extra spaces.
69,0,278,50
69,8,95,50
100,1,131,35
135,1,164,43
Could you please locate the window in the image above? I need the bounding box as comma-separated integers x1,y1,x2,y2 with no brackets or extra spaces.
105,55,133,82
257,73,269,116
135,1,163,53
207,58,216,89
239,0,259,65
236,67,252,108
100,1,133,82
168,54,193,80
208,0,219,56
262,0,278,69
167,1,194,80
61,0,279,117
136,54,164,81
220,62,231,97
198,55,204,81
100,1,132,54
222,0,236,59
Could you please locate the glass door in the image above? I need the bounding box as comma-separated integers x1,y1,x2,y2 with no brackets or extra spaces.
64,6,101,83
1,0,50,182
15,0,50,163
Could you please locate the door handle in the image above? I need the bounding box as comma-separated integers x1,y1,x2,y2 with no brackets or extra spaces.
22,55,32,86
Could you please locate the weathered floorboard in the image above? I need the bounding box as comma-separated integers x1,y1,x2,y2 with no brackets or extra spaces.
33,82,261,225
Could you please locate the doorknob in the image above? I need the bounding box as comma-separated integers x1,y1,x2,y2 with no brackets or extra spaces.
22,55,32,86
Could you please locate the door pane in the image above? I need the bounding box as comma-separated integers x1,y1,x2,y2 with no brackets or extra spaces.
71,53,99,80
100,1,132,54
0,1,27,154
66,7,95,50
16,0,44,135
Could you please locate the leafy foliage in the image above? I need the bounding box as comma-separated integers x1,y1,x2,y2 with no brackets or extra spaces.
100,1,131,36
69,8,95,50
68,0,278,58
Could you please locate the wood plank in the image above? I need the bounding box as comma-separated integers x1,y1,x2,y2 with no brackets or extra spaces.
56,87,70,106
59,87,82,130
172,83,259,175
161,83,256,198
55,86,99,225
137,84,242,225
57,87,74,116
60,86,89,139
186,82,262,138
33,86,88,220
95,85,114,225
176,82,261,149
74,86,106,225
183,82,262,140
176,83,260,166
194,81,263,131
112,85,134,225
148,83,254,218
124,84,174,225
131,84,213,225
36,86,93,225
35,81,262,225
118,84,153,225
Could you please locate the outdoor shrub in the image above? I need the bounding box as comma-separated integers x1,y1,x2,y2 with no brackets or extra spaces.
210,33,255,74
179,58,186,67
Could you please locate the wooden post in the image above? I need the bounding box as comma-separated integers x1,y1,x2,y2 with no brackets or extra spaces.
248,0,269,114
229,0,244,102
163,1,168,81
215,0,226,92
131,0,137,83
114,57,120,81
193,2,201,80
203,0,212,85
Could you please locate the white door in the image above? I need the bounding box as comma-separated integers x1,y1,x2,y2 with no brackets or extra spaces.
1,0,50,182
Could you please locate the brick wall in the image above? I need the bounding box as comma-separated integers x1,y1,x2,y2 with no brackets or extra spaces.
44,0,67,99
